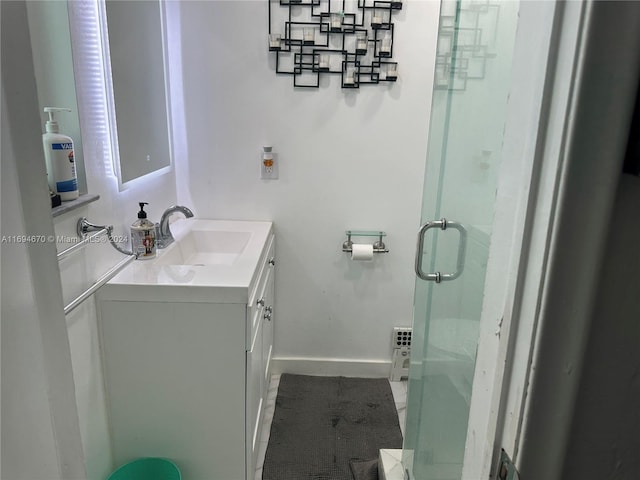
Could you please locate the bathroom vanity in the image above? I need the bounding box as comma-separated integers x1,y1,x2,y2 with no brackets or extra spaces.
98,219,275,479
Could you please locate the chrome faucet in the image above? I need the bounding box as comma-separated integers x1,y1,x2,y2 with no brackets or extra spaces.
156,205,194,249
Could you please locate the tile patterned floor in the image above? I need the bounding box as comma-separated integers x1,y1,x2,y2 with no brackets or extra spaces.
254,374,408,480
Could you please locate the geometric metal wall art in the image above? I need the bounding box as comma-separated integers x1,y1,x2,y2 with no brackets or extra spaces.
268,0,402,89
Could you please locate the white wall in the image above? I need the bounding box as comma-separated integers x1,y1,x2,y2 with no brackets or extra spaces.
562,174,640,479
1,2,85,477
174,0,439,372
1,83,66,480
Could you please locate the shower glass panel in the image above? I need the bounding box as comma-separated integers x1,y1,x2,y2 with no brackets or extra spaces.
403,1,520,479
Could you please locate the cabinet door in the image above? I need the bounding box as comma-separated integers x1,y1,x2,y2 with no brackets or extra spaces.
100,301,246,480
262,264,275,391
247,235,275,350
246,312,264,478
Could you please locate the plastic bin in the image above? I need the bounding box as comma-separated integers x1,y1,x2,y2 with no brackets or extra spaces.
107,458,181,480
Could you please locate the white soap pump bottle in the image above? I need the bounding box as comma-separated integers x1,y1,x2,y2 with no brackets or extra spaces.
42,107,79,201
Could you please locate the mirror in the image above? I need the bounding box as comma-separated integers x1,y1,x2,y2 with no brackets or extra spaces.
102,0,172,186
29,0,173,192
27,0,87,195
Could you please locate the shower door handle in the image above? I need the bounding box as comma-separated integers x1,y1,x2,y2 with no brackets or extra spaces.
415,218,467,283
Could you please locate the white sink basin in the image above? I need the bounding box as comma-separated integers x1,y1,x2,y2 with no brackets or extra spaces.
154,230,252,266
104,219,273,304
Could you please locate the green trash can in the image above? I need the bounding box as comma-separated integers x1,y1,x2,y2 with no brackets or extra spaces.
107,458,181,480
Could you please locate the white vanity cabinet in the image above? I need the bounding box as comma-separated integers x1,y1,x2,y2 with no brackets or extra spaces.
98,227,275,480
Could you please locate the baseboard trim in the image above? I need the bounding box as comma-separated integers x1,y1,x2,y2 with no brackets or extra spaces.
271,356,392,378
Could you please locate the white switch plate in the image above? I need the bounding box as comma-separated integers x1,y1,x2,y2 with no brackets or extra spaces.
260,153,278,179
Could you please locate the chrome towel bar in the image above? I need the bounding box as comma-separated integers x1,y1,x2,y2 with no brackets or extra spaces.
64,254,135,315
77,217,135,256
61,217,138,315
57,228,109,261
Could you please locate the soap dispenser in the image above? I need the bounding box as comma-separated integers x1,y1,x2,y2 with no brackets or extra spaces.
42,107,79,201
131,202,156,260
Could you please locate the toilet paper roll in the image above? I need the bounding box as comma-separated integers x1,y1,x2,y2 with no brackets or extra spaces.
351,243,374,261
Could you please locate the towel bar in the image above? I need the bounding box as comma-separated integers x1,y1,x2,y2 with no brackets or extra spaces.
64,254,135,315
61,217,138,315
57,228,108,261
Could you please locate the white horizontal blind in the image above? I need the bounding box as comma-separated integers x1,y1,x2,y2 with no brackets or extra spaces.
67,0,117,180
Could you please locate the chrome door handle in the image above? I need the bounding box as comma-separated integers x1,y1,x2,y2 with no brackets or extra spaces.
415,218,467,283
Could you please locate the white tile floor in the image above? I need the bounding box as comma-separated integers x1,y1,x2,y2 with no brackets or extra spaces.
379,448,405,480
254,374,408,480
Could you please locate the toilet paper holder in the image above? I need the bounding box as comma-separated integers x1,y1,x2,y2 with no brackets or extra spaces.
342,230,389,254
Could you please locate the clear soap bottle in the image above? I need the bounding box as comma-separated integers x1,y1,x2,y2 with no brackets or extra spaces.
130,202,156,259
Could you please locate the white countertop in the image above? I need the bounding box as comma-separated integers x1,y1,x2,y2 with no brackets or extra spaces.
100,219,273,304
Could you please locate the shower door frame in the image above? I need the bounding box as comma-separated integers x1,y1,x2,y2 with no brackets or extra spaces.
446,1,640,479
404,0,562,475
486,2,640,479
458,1,570,476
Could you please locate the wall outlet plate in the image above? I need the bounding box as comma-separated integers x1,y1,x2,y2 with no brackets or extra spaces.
261,153,278,179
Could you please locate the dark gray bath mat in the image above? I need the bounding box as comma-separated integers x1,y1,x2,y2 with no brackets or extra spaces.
262,374,403,480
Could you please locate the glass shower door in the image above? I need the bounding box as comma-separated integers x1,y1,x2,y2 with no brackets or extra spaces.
403,1,520,479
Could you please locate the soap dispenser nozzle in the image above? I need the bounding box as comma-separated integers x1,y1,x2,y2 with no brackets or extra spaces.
138,202,149,218
43,107,72,133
